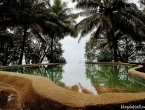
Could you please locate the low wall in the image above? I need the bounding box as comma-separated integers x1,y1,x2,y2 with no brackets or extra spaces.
0,68,145,109
85,62,130,65
128,65,145,80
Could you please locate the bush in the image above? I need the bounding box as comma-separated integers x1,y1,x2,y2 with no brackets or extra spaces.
97,49,113,62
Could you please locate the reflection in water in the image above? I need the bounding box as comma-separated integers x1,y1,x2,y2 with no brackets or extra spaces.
1,64,145,95
65,83,93,94
1,64,65,87
85,64,145,94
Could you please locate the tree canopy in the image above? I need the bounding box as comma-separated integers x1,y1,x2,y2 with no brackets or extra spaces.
1,0,145,65
74,0,145,62
0,0,77,65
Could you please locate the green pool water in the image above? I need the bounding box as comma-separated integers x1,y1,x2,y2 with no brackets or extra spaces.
1,63,145,95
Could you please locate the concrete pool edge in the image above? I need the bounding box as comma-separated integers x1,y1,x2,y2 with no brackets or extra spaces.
128,65,145,80
0,63,58,69
0,67,145,109
85,61,136,65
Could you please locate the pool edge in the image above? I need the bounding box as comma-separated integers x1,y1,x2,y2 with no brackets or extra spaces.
0,68,145,109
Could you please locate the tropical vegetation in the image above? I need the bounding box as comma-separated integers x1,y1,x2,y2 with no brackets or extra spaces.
85,32,145,62
73,0,145,62
0,0,76,66
1,0,145,66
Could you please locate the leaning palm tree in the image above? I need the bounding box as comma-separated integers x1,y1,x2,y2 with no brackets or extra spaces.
73,0,145,62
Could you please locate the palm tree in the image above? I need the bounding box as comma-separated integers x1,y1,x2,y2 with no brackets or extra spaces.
0,0,76,65
12,0,49,65
88,30,145,62
74,0,145,62
41,0,77,63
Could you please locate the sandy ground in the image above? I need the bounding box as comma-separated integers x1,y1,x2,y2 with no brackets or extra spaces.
0,65,145,109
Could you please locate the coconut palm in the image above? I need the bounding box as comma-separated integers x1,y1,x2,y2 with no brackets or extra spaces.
41,0,77,63
0,0,47,65
10,0,49,64
86,30,145,62
74,0,145,62
0,0,75,65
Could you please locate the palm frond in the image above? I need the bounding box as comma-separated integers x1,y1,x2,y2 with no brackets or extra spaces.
43,21,63,33
78,19,99,42
93,25,102,39
95,41,108,50
75,0,103,10
76,13,100,30
75,10,99,17
125,6,145,23
112,13,136,33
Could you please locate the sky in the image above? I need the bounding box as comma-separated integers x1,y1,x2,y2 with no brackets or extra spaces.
58,0,139,92
60,0,139,61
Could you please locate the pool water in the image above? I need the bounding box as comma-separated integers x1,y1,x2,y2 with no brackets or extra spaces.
1,62,145,95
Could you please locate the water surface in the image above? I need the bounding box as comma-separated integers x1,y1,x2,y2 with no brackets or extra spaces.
1,59,145,95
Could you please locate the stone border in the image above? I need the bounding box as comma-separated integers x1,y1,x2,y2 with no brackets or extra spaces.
128,65,145,80
0,71,145,109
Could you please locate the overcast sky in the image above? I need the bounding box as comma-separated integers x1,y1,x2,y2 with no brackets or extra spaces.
60,0,139,60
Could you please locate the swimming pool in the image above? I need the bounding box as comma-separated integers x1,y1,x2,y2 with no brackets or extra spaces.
0,63,145,95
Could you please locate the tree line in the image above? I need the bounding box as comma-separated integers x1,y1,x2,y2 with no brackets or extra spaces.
0,0,77,66
1,0,145,66
80,0,145,62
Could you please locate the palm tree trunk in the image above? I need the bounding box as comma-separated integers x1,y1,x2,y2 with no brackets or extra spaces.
50,36,54,63
117,48,123,62
19,26,27,65
113,38,118,62
125,38,129,63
